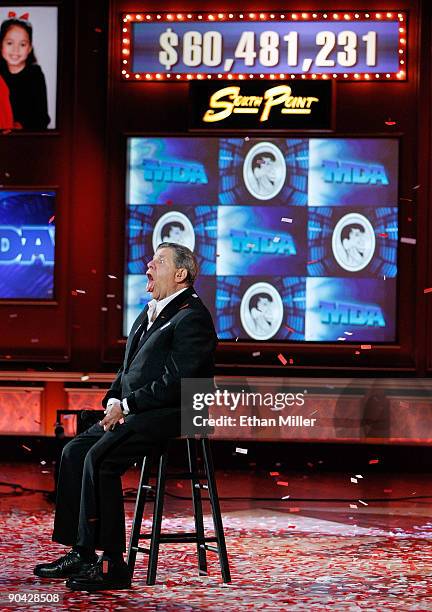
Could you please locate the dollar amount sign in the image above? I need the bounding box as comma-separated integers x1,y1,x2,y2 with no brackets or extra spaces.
159,28,179,70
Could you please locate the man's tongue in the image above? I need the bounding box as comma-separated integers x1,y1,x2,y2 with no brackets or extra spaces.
146,277,155,293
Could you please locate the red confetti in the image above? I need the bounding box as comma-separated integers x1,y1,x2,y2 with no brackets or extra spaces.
385,119,397,126
276,481,289,487
307,259,320,265
289,507,300,513
277,353,287,365
166,199,173,206
269,472,280,476
378,232,388,237
384,489,393,493
48,215,55,224
369,459,380,464
360,345,372,350
424,288,432,294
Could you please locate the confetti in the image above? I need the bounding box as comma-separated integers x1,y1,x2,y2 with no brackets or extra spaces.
350,504,358,509
269,472,280,476
21,445,31,452
424,288,432,294
235,447,248,454
9,313,18,318
307,259,320,264
277,353,287,365
337,337,347,341
344,331,353,335
358,500,368,506
81,375,90,381
108,274,118,279
273,236,281,243
252,351,261,357
75,289,86,294
281,495,290,500
351,478,358,484
101,306,108,311
400,237,416,244
384,119,397,126
276,481,289,487
360,344,372,350
106,293,116,298
48,215,55,224
281,217,293,223
30,338,39,343
355,475,364,479
369,459,379,464
378,232,388,237
289,507,300,513
384,489,393,493
412,184,420,190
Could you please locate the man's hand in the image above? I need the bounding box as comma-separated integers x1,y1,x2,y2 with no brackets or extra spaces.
100,403,125,432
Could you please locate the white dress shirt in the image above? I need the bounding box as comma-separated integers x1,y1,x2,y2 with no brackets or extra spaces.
145,286,188,331
105,286,189,418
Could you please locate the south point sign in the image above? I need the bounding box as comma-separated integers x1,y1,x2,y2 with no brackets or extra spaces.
189,80,333,130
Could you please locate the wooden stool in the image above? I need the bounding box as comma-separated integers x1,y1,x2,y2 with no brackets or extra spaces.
127,437,231,585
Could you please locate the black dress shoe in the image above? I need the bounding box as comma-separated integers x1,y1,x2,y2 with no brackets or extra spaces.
33,550,98,578
66,557,131,591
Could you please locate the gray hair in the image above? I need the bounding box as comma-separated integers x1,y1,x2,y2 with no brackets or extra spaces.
156,242,199,284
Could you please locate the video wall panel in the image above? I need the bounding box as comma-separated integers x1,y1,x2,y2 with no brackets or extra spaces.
0,190,56,299
124,137,398,342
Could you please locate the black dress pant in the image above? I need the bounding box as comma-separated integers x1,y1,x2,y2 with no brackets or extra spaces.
52,408,180,553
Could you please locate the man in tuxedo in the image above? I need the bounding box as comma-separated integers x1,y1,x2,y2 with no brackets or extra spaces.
33,243,217,591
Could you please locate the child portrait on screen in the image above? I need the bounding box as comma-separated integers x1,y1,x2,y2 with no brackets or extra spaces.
0,12,50,130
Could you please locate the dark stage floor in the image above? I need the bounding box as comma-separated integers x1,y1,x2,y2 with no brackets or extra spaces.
1,462,432,610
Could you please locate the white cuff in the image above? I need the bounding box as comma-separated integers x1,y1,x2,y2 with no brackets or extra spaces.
106,398,121,413
122,398,130,416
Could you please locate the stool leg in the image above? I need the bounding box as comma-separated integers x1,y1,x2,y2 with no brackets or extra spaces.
146,451,168,585
201,438,231,583
187,438,208,575
127,455,152,577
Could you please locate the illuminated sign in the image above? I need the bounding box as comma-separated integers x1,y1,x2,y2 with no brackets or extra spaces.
230,229,297,255
0,226,55,264
121,11,407,81
322,160,389,184
320,300,386,327
142,159,208,183
189,80,333,129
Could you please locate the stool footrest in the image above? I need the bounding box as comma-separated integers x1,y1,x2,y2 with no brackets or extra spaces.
138,531,218,544
201,544,219,553
132,546,151,554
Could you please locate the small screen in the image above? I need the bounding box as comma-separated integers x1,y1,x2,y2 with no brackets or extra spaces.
0,190,55,299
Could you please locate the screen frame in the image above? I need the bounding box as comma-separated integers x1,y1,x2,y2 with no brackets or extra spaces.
0,185,59,305
0,2,61,136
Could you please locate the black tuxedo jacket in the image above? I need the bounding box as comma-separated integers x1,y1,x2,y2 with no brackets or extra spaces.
102,286,217,415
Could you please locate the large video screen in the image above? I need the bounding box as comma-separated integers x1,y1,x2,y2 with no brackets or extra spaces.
0,190,55,299
124,137,398,342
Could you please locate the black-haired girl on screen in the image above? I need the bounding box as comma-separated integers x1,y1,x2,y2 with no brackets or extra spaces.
0,13,50,130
